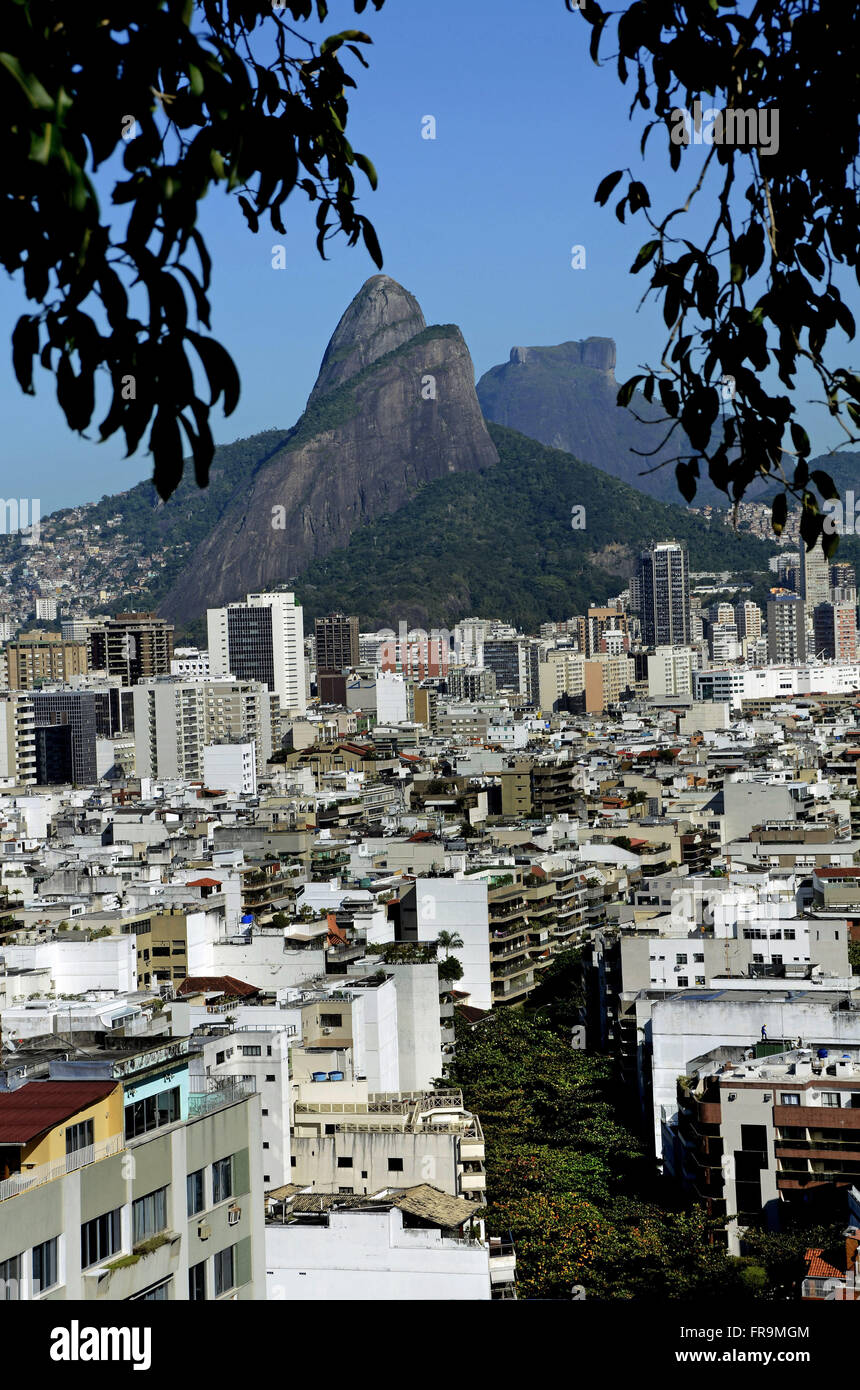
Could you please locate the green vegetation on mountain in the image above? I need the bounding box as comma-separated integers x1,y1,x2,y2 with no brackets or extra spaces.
295,422,777,628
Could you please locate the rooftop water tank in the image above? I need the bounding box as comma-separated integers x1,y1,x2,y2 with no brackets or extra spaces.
312,1072,327,1082
328,1071,344,1081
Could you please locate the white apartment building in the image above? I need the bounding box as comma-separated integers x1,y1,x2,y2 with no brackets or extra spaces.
290,1080,486,1203
203,742,257,796
694,663,860,709
171,647,210,678
265,1190,512,1300
404,877,492,1012
647,646,700,698
207,591,306,715
0,692,36,785
199,1025,294,1189
132,679,278,781
35,596,58,622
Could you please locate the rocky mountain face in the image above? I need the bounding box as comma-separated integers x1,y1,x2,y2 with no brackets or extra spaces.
476,339,724,504
160,275,498,623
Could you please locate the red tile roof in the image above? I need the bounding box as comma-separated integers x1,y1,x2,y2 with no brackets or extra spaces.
186,877,222,887
176,975,259,998
0,1081,119,1145
326,911,347,947
805,1249,844,1280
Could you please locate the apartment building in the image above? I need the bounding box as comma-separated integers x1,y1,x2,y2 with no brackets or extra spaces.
314,613,359,675
674,1046,860,1253
132,678,278,781
265,1186,515,1300
0,1037,264,1300
5,632,88,690
89,613,174,685
0,692,36,784
208,591,306,715
290,1080,486,1203
637,542,691,648
767,597,807,664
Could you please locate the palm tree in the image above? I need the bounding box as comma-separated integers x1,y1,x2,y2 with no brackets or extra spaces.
436,930,464,953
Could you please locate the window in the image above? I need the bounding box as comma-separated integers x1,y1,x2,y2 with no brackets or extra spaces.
133,1187,168,1244
32,1238,58,1294
266,1074,276,1082
291,1157,296,1167
771,954,783,966
214,1246,235,1296
338,1187,354,1194
0,1254,21,1301
693,953,704,963
387,1158,404,1172
261,1108,269,1117
132,1279,171,1301
124,1086,180,1139
263,1142,269,1150
337,1157,353,1169
675,954,688,966
65,1117,94,1157
266,1046,272,1057
695,976,706,986
821,1092,842,1107
81,1208,122,1268
741,1124,768,1154
677,976,688,987
241,1045,261,1057
188,1262,206,1301
320,1013,343,1027
212,1156,233,1204
324,1124,336,1135
216,1051,225,1065
780,1093,801,1106
187,1169,205,1217
784,929,796,940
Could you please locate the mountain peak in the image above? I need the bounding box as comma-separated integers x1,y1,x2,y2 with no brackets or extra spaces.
509,338,616,376
308,274,426,404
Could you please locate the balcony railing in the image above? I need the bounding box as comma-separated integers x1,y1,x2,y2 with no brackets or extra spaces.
187,1080,257,1119
0,1134,125,1203
802,1276,858,1300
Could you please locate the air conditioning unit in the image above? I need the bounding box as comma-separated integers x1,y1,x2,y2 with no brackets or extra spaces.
727,1093,737,1102
227,1205,241,1227
321,1027,333,1035
197,1222,211,1240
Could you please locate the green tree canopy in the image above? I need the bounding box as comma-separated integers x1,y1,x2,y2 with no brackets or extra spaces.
2,0,384,498
576,0,860,552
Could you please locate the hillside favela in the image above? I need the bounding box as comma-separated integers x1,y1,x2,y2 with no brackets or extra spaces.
0,0,859,1353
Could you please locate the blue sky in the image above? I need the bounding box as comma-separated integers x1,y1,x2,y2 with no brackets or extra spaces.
0,0,852,513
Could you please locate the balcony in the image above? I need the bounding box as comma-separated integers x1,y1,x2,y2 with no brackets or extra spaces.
488,1235,516,1291
0,1134,125,1203
802,1276,858,1300
187,1079,257,1120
